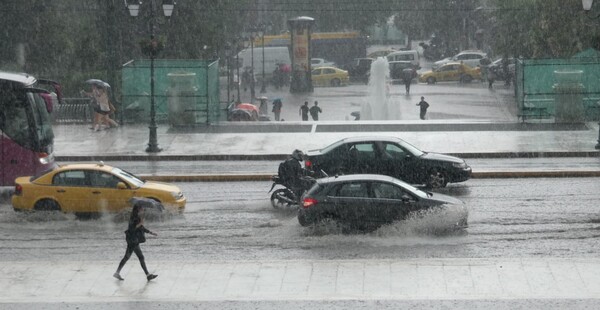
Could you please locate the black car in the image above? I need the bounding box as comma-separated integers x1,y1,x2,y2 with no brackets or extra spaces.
298,174,468,230
304,137,471,188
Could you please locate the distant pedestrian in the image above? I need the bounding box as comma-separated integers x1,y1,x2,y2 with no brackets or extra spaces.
299,101,309,121
416,96,429,120
487,67,496,89
402,67,415,94
114,203,158,282
309,101,322,121
272,98,282,121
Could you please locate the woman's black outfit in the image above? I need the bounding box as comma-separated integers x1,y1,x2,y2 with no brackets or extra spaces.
114,215,157,281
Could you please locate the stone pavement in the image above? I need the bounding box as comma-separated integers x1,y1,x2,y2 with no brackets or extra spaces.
2,258,600,303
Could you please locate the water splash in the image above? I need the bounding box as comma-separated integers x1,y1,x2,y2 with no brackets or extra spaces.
360,57,399,120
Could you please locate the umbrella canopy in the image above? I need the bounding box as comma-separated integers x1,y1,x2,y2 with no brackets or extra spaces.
85,79,111,88
130,197,165,212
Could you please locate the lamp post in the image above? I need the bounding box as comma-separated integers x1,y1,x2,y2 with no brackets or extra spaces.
582,0,600,149
124,0,175,153
260,25,267,93
236,39,241,103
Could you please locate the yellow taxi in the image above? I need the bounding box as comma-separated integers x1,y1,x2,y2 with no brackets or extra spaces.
311,66,349,87
418,62,482,84
11,163,186,214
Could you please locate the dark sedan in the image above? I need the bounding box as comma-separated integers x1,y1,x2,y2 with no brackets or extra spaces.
298,174,468,230
304,136,471,188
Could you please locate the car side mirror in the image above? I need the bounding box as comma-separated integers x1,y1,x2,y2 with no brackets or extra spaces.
401,194,413,203
117,182,127,190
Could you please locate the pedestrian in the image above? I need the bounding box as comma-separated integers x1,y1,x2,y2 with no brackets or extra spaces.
309,101,322,121
113,203,158,282
299,101,309,121
487,67,496,89
416,96,430,120
272,98,282,121
81,84,118,131
402,67,415,94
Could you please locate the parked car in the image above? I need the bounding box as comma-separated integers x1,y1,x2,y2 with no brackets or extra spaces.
311,67,349,87
389,61,417,81
298,174,468,230
418,62,481,84
311,58,336,68
345,58,374,82
386,50,420,69
304,136,471,188
487,57,516,81
432,50,487,70
11,163,186,214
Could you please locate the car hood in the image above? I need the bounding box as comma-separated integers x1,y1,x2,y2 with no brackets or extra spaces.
427,192,465,205
140,181,181,193
306,149,323,157
434,57,451,65
421,152,464,164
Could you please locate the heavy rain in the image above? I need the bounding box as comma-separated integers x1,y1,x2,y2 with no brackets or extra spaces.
2,0,600,309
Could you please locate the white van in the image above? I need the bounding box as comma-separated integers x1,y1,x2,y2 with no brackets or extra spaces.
386,50,420,69
236,46,290,81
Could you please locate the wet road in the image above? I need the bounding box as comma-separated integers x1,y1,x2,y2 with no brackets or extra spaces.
1,177,599,262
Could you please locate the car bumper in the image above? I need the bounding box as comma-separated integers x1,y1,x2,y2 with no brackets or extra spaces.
297,209,319,226
11,196,32,211
449,167,472,183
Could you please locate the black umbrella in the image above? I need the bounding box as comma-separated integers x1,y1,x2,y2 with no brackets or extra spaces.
130,197,165,212
85,79,111,89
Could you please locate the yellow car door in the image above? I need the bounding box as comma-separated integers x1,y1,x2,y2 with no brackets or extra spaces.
50,169,94,212
312,68,322,86
88,170,133,212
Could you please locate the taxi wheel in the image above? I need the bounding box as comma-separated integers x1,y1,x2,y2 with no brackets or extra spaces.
461,75,473,83
330,78,341,87
426,77,436,84
34,199,61,212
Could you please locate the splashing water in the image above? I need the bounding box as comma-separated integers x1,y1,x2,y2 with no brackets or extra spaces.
360,57,399,120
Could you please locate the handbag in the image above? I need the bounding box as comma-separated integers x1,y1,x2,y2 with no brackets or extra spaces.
125,228,145,244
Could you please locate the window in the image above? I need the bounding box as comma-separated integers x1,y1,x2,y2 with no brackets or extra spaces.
312,69,322,75
89,171,122,188
336,182,369,198
352,143,375,159
323,68,335,74
53,170,88,187
372,182,405,200
384,143,406,159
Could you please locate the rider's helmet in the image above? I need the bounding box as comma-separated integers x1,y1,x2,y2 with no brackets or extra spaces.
291,149,304,161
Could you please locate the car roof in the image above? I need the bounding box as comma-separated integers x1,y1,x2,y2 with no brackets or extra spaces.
335,136,404,144
388,60,412,64
0,71,37,86
317,174,408,185
56,162,115,172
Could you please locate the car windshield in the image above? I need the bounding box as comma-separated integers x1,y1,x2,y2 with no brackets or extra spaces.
396,139,424,156
111,167,145,187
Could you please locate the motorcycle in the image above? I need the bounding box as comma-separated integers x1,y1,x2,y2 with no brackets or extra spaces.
269,175,316,210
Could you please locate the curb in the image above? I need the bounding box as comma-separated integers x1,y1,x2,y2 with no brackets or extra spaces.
138,170,600,182
56,151,599,162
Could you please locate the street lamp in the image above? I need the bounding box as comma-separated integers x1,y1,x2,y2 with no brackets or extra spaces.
125,0,175,153
582,0,600,149
259,24,267,94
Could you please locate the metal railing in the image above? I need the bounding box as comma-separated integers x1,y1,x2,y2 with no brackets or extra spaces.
52,98,93,124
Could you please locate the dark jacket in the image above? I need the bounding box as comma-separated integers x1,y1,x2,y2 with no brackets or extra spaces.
125,216,150,244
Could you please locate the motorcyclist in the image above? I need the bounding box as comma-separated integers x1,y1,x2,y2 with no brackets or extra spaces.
279,149,311,199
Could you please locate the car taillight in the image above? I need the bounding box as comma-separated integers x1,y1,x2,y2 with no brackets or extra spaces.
14,184,23,196
305,160,312,168
302,197,318,209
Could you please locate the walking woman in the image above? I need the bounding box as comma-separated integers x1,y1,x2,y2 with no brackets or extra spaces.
114,203,158,281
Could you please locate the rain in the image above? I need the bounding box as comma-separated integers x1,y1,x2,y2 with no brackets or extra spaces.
2,0,600,308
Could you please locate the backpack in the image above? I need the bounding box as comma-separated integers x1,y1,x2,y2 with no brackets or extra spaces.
278,159,295,183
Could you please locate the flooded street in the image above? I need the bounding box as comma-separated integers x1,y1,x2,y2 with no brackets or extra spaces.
1,177,599,262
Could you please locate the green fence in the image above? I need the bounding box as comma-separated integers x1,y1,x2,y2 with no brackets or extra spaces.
121,59,220,125
515,56,600,121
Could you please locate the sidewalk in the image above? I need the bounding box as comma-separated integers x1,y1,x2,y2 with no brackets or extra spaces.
2,258,600,303
53,121,600,160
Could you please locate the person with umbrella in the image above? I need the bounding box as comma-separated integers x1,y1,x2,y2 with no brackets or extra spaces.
113,198,159,281
272,98,283,121
81,80,118,131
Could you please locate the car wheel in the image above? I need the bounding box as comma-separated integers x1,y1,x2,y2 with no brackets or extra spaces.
426,77,436,84
461,75,473,83
34,199,61,212
331,78,341,87
426,169,448,188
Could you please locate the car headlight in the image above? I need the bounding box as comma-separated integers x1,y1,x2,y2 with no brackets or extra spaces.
171,191,183,199
453,161,468,169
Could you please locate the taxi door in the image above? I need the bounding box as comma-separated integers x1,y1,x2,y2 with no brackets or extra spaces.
87,171,132,212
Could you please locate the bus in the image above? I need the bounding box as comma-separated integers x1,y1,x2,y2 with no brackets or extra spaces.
254,32,367,69
1,71,59,187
